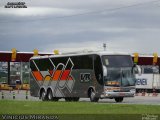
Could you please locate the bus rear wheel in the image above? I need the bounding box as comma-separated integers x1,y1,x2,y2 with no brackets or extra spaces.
47,90,59,101
47,90,53,101
41,90,48,101
115,97,123,102
89,89,99,102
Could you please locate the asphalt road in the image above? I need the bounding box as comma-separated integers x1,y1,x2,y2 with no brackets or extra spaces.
0,90,160,105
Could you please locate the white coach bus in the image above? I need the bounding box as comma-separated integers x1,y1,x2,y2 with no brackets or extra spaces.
136,65,160,93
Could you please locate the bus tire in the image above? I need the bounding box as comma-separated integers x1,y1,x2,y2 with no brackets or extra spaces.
47,89,59,101
89,89,99,102
47,89,53,101
115,97,123,102
41,90,47,101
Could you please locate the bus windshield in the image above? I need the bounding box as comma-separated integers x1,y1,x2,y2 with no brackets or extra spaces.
102,55,136,87
102,55,133,67
121,68,136,86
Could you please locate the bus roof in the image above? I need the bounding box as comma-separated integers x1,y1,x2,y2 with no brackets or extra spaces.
30,51,130,60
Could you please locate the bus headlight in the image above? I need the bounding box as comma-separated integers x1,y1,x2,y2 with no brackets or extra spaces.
130,89,135,94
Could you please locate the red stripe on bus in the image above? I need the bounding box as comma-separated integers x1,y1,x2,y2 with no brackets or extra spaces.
60,70,71,80
32,71,43,81
49,70,54,75
68,76,73,80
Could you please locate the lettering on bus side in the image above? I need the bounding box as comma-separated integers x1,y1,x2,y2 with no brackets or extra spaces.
80,73,91,82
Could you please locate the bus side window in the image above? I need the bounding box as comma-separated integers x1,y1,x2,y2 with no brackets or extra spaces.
94,55,103,85
30,60,37,71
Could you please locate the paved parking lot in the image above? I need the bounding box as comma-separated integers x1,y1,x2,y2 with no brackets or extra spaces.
0,90,160,105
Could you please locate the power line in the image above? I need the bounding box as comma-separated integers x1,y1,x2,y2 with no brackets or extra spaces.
54,0,160,18
0,0,160,23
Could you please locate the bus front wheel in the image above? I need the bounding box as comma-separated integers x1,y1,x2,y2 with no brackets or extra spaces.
115,97,123,102
89,89,99,102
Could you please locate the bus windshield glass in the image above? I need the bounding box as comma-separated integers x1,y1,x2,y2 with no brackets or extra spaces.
105,68,136,87
102,55,133,67
102,55,135,87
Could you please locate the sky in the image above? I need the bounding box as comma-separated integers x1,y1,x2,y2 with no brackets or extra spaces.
0,0,160,54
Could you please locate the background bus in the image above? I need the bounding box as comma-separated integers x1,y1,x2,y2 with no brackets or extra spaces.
136,65,160,93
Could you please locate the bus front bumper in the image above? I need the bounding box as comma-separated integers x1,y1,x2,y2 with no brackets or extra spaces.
100,92,135,98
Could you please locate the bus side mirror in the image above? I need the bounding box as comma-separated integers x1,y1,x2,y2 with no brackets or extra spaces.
133,64,142,76
103,65,107,77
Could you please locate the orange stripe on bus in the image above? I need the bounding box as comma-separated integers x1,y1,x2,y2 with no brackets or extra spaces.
52,70,62,80
61,70,71,80
32,71,43,81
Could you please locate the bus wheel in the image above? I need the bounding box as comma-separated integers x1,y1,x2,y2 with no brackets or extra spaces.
115,97,123,102
47,90,53,101
89,89,99,102
47,90,59,101
72,97,80,101
41,90,47,101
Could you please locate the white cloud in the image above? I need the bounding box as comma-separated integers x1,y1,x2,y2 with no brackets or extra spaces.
0,0,160,54
42,41,104,53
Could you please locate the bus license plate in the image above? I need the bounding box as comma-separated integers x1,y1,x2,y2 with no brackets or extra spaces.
119,93,125,96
